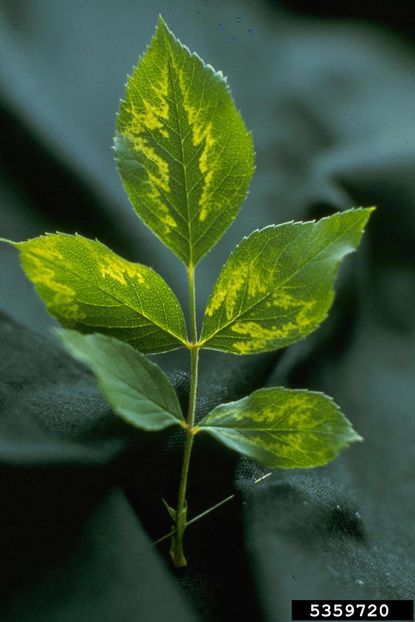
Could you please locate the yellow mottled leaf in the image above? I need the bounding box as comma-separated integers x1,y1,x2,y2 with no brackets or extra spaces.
200,208,374,354
5,233,187,354
198,388,361,468
114,16,254,266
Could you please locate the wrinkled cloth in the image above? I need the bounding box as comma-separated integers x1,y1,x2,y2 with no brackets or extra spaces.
0,1,414,620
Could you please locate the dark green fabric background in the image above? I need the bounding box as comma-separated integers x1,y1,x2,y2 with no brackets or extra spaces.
0,1,414,620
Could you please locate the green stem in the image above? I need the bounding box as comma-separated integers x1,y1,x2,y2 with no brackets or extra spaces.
188,264,198,346
170,265,199,567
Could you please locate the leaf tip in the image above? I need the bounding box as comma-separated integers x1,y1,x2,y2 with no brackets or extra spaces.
155,13,174,41
0,237,18,248
54,327,82,349
343,205,376,227
349,430,364,444
362,205,376,222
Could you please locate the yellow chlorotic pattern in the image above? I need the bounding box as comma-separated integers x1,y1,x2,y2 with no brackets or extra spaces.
115,17,254,265
199,388,361,468
201,209,373,355
14,234,187,354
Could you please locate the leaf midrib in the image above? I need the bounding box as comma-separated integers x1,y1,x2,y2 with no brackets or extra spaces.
165,36,193,266
201,426,349,436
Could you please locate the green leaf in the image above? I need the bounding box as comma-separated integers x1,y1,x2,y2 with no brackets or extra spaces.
5,233,187,353
114,16,254,266
198,387,361,468
200,208,374,354
57,329,185,431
